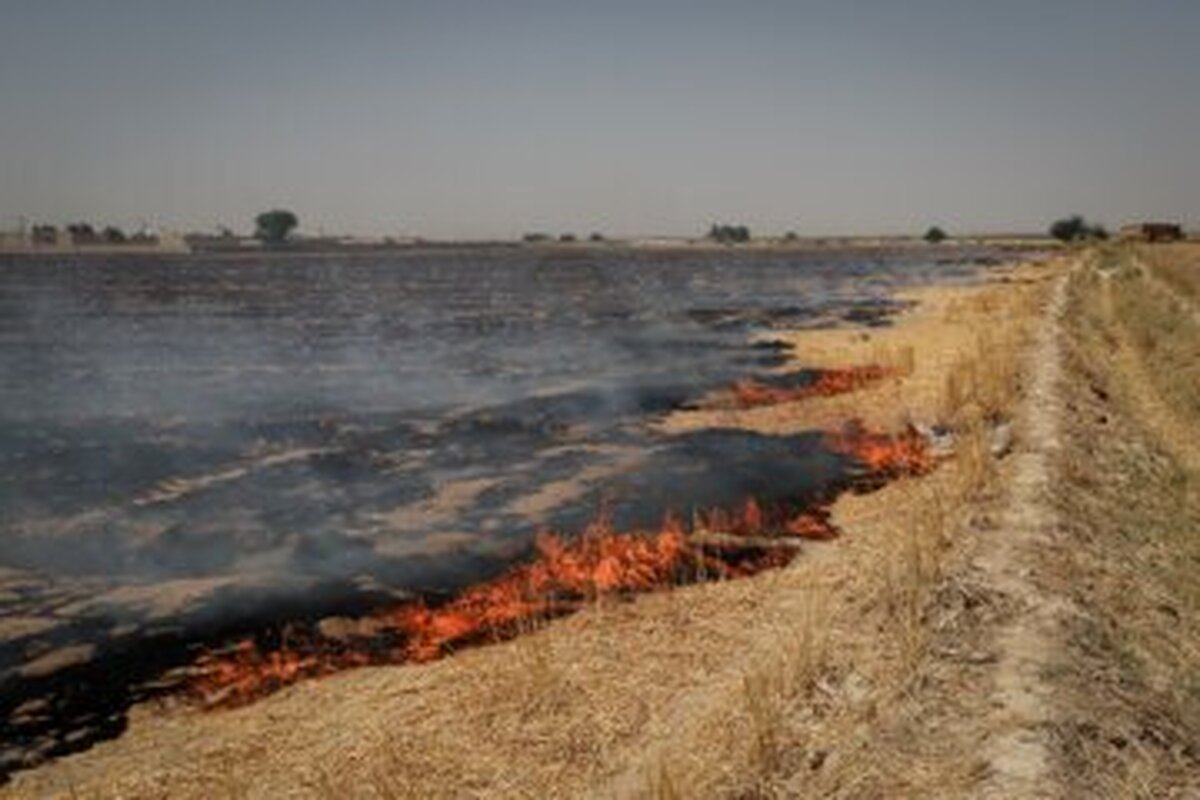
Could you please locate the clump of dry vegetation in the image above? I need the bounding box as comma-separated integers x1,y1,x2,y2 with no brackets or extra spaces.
1142,243,1200,302
935,278,1043,498
1111,250,1200,431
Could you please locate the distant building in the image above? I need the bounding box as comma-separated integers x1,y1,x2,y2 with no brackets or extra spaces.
184,233,262,252
1119,222,1185,243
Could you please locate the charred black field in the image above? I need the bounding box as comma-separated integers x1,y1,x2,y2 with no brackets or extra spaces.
0,245,999,778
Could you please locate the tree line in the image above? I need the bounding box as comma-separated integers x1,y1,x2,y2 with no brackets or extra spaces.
17,210,1118,247
27,222,156,244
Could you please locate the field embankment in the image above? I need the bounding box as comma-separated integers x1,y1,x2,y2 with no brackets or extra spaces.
810,244,1200,799
15,248,1200,798
1044,245,1200,795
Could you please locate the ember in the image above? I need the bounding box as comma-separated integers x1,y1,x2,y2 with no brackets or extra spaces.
731,365,895,408
187,421,933,709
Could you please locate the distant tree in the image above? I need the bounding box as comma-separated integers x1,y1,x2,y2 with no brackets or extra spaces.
67,222,97,243
708,223,751,244
589,232,605,242
1049,215,1107,244
558,233,577,243
254,209,299,244
924,226,948,244
1049,215,1086,243
522,232,551,243
782,231,800,242
31,224,58,244
102,226,127,244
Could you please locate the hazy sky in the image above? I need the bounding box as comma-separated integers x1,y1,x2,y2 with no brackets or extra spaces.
2,0,1198,238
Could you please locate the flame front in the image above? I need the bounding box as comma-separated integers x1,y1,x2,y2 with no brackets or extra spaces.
187,419,934,709
731,365,894,409
823,420,936,479
188,504,832,707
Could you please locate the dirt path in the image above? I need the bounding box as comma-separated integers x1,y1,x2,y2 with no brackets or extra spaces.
968,273,1073,797
891,271,1077,799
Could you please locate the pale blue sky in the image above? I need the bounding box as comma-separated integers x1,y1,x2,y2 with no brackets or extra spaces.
2,1,1198,238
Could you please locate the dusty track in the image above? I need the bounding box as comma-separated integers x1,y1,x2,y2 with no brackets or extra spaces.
970,273,1072,797
846,266,1075,799
917,248,1200,797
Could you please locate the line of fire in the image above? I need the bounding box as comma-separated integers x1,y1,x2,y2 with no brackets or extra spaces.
184,366,934,708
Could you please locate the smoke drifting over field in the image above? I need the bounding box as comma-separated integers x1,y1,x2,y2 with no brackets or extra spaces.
0,245,995,776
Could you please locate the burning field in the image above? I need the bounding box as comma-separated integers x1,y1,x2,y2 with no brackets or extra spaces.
185,422,933,710
0,246,1022,788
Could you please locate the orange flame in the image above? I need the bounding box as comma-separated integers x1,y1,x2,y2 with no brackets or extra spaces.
731,365,894,409
823,421,935,479
190,516,703,708
694,497,837,542
187,421,933,709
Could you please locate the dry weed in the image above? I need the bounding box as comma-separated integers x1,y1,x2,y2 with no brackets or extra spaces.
645,760,684,800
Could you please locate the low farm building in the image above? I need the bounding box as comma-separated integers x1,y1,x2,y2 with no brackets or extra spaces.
1119,222,1185,242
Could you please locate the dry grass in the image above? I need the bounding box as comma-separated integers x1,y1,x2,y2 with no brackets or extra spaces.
1113,254,1200,440
885,522,930,670
934,275,1045,501
939,284,1040,425
1045,245,1200,796
1141,243,1200,302
655,262,1053,442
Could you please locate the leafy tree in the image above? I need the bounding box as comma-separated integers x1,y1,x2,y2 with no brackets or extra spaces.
589,232,605,242
924,226,948,244
1049,215,1087,242
102,226,127,243
522,232,551,243
558,233,577,242
782,231,799,242
708,223,751,244
1049,215,1107,244
254,209,299,244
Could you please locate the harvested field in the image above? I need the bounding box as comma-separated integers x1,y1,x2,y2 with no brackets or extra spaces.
1,248,1072,797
